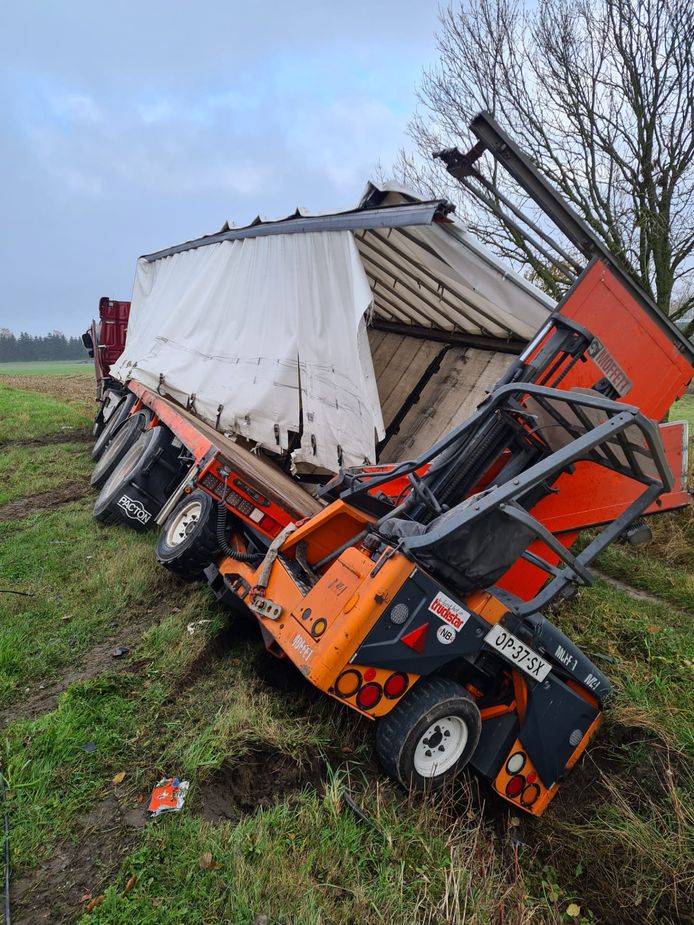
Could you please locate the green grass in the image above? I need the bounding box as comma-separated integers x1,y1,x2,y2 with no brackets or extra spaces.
671,393,694,431
76,785,555,925
1,371,692,925
0,360,92,376
0,441,92,505
0,500,170,705
554,581,694,750
0,384,91,441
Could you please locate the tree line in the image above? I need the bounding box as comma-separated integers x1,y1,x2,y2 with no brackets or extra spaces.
0,329,86,362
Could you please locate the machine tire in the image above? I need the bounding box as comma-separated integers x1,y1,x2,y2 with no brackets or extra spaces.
93,426,166,527
90,411,152,490
156,489,223,581
375,677,481,791
91,393,136,461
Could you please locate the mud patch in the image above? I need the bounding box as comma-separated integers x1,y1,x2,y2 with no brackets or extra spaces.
2,641,141,727
0,428,92,449
170,622,257,699
195,746,326,823
0,481,90,520
11,794,145,925
1,373,93,407
593,568,693,619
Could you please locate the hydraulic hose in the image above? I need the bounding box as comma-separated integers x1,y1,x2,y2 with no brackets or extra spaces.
216,502,260,563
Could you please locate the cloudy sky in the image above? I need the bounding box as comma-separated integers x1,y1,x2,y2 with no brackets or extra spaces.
0,1,441,336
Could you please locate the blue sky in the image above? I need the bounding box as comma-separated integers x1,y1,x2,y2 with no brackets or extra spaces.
0,1,440,335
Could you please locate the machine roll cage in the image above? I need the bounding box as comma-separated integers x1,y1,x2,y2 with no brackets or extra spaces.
322,108,690,623
339,382,672,619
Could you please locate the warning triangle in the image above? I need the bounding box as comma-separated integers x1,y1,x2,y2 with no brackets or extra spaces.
401,623,429,654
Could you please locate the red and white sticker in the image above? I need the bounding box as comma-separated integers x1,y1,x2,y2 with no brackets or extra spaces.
428,591,470,631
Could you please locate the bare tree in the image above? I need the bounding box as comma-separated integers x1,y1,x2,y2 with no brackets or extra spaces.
398,0,694,335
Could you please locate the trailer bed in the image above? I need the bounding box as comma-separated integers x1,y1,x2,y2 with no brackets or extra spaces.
129,380,323,522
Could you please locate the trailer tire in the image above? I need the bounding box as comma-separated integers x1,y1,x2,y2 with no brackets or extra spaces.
92,388,122,438
375,677,481,791
156,489,222,581
93,426,166,527
91,393,136,461
90,411,152,490
92,405,106,439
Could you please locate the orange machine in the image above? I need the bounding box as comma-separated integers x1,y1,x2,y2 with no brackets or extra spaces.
88,114,692,815
202,114,692,814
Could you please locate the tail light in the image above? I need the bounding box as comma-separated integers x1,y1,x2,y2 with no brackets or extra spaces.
505,775,525,799
356,682,382,710
335,669,361,698
521,783,541,807
506,751,526,775
384,672,409,699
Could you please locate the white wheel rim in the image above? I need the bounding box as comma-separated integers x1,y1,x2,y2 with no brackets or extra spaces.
166,500,203,547
413,715,469,778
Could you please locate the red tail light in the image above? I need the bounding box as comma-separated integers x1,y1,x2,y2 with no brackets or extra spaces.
384,672,409,699
505,775,525,799
356,682,382,710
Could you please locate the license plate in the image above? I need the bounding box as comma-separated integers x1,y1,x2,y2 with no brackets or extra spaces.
484,624,551,681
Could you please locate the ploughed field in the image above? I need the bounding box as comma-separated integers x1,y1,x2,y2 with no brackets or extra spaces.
1,362,692,925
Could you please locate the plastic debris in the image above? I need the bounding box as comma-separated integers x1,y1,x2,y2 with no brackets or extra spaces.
83,742,97,753
187,619,213,636
148,777,189,816
112,646,130,658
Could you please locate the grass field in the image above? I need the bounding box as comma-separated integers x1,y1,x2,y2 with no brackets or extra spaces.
1,375,692,925
0,360,93,376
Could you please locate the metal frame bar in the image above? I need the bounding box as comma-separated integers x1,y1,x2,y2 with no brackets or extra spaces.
339,382,669,502
360,228,514,337
357,238,502,338
369,319,525,355
142,201,444,262
399,408,670,553
442,112,694,364
455,176,577,283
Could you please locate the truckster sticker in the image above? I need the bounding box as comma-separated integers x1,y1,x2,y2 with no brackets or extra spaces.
117,494,152,525
428,591,470,631
587,337,632,396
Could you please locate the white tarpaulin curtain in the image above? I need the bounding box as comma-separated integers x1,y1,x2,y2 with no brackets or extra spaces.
112,231,385,470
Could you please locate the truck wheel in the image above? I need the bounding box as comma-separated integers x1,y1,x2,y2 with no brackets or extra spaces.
91,394,136,461
90,411,151,490
156,489,222,581
93,427,165,527
92,405,106,438
92,388,121,438
375,677,481,791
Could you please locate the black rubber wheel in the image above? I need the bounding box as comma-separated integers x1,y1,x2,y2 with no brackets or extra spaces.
90,411,152,490
91,393,136,461
92,388,121,438
156,489,223,581
93,426,165,527
92,405,106,439
375,677,481,791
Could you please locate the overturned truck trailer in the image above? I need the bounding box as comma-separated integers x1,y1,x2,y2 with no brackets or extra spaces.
104,181,553,473
87,117,692,816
